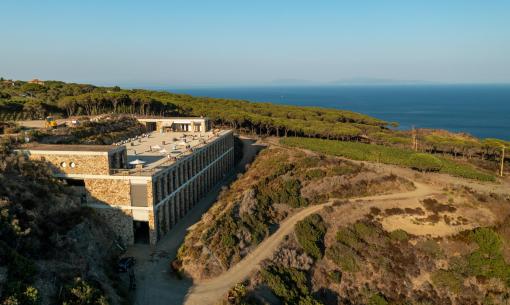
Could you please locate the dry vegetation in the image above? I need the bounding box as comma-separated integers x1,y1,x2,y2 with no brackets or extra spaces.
177,146,414,281
226,185,510,305
28,115,147,145
0,142,126,305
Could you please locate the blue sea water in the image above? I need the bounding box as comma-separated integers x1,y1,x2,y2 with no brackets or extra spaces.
170,85,510,140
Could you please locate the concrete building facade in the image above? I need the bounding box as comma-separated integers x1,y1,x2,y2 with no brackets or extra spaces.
20,118,235,245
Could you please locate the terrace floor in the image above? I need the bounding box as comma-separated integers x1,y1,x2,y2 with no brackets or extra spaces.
116,130,229,175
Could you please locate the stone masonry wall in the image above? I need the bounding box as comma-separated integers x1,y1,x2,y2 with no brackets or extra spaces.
94,208,134,246
85,179,131,206
29,154,110,175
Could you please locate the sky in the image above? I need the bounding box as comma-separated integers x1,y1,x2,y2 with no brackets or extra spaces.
1,0,510,87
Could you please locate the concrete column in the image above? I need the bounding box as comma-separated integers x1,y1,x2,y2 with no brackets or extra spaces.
176,192,182,219
206,168,210,191
170,196,176,226
162,175,168,199
181,187,186,214
179,164,183,187
189,181,193,208
193,180,198,206
158,206,164,237
185,185,190,212
172,169,176,192
159,178,164,201
169,170,173,192
164,200,170,232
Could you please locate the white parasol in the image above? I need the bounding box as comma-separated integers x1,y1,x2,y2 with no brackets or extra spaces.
129,159,146,165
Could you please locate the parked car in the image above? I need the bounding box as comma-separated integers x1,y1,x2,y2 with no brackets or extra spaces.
117,256,135,272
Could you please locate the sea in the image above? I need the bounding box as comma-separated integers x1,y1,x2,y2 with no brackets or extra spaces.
169,85,510,140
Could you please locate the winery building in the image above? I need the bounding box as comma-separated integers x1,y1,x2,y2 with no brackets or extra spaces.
18,117,235,245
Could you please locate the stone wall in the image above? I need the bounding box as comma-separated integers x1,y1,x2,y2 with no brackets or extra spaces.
29,154,110,175
85,179,131,206
94,208,134,246
146,181,154,206
148,209,157,244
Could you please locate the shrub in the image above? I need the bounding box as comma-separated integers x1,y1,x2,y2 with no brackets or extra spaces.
416,239,443,259
368,293,389,305
408,153,443,172
352,222,377,240
304,169,326,180
326,244,359,272
431,269,464,294
328,270,342,283
261,266,313,304
467,228,510,281
390,229,409,242
60,277,109,305
295,214,327,260
335,228,360,249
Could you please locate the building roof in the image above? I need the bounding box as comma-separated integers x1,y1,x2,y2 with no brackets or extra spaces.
21,143,120,152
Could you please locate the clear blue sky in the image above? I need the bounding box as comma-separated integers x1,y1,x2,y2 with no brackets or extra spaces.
1,0,509,87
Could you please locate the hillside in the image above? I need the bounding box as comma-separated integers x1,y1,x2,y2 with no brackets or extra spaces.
226,185,510,305
177,146,415,281
0,140,126,305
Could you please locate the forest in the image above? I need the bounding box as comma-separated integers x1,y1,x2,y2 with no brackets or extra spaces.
1,78,508,167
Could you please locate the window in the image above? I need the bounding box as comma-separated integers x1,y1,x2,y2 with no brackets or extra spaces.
60,161,67,168
70,162,76,168
65,179,85,186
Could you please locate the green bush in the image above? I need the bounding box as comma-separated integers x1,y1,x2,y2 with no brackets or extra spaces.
304,168,326,180
368,293,389,305
261,265,314,304
431,269,464,294
295,214,327,260
408,153,443,172
467,228,510,282
389,229,409,242
326,244,359,272
335,228,360,249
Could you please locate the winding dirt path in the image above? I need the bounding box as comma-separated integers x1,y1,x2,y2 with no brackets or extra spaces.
184,182,436,305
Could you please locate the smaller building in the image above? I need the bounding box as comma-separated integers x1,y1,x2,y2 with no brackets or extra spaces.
28,79,45,85
138,117,210,133
1,79,15,87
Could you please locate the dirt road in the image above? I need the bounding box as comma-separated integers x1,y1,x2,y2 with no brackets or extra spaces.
183,182,436,305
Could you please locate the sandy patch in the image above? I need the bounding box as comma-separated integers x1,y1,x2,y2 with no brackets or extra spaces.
381,205,496,237
381,215,473,237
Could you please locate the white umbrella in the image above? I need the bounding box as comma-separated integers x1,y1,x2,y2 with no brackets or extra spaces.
129,159,146,165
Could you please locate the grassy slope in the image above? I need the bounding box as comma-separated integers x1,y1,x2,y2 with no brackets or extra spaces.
281,137,496,182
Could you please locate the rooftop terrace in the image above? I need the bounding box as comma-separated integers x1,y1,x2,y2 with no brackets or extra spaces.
113,129,231,176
